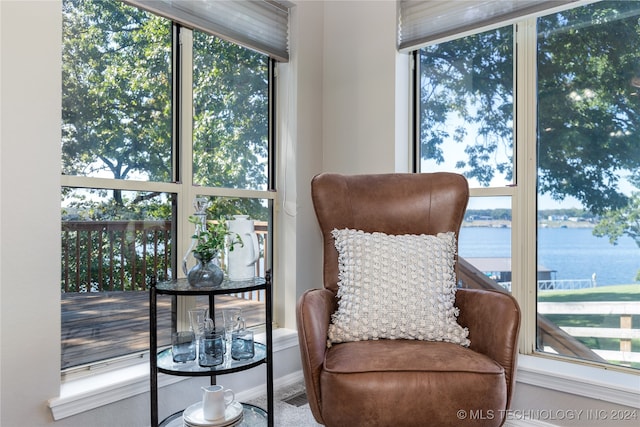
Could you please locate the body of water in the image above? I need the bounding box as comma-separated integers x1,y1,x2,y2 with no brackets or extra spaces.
459,226,640,286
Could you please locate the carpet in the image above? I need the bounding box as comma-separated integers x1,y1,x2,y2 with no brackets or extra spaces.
247,381,322,427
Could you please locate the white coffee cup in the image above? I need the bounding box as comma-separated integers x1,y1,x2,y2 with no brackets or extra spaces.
201,385,235,420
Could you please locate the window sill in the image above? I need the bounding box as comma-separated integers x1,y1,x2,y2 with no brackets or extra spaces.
48,328,299,420
517,354,640,409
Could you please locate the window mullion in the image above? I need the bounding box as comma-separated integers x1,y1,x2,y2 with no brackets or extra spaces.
513,18,539,355
176,26,197,329
176,26,195,278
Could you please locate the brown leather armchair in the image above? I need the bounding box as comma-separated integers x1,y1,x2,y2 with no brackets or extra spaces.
297,172,521,427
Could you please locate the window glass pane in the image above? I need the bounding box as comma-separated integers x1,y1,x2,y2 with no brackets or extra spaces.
418,26,514,188
187,196,271,330
62,0,172,181
61,188,174,369
537,1,640,369
61,0,275,373
459,197,512,293
192,31,269,190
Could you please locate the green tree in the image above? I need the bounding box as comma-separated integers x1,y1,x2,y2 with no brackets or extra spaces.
419,1,640,215
420,2,640,282
193,35,269,191
192,33,270,221
593,177,640,280
62,0,172,190
532,2,640,280
419,27,514,185
63,0,268,219
537,2,640,214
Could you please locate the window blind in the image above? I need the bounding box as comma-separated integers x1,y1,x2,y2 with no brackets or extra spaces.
124,0,290,62
398,0,578,51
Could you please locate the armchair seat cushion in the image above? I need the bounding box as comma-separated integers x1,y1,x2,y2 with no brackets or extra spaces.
324,340,504,374
321,340,507,427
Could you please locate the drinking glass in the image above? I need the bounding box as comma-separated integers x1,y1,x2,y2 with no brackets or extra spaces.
199,328,225,367
172,331,196,363
189,308,209,338
231,318,254,360
223,308,242,332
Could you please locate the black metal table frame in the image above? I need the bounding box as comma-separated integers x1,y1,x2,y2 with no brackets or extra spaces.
150,272,274,426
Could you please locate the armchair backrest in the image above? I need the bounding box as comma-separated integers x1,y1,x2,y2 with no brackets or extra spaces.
311,172,469,294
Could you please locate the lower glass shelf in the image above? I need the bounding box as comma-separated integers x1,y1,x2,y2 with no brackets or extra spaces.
160,403,267,427
158,342,267,376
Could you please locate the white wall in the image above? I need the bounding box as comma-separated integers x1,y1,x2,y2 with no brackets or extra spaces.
274,0,325,331
277,0,409,331
1,1,63,425
322,0,408,174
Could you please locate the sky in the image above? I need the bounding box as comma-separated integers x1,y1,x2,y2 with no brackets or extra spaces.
422,154,587,211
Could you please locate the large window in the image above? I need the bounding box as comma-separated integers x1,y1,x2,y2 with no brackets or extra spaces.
61,0,275,372
536,1,640,369
417,1,639,370
417,25,515,295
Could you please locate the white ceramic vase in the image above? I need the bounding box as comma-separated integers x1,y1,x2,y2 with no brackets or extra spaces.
227,215,259,281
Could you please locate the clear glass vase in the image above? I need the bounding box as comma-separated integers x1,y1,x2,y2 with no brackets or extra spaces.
187,253,224,287
182,197,210,276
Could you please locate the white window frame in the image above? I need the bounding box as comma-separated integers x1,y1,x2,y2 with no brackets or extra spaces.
413,6,640,409
53,6,279,416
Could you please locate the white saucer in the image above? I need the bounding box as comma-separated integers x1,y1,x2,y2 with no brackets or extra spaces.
183,401,243,427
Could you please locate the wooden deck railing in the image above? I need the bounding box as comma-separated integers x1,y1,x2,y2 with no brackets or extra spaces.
61,219,269,300
61,220,172,292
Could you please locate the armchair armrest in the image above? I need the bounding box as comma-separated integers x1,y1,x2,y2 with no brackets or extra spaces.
455,288,521,408
296,288,337,421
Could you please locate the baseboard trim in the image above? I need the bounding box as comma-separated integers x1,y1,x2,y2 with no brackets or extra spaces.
235,370,305,403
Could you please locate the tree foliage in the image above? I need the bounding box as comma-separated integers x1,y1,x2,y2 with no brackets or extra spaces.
192,33,270,220
593,176,640,280
420,27,514,185
192,34,269,191
61,0,271,295
420,1,640,215
62,0,270,221
538,2,640,268
420,2,640,272
62,0,172,186
537,2,640,214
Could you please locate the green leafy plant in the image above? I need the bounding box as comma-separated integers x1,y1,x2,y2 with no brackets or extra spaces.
189,216,243,263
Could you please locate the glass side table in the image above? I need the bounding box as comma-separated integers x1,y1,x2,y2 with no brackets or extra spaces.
150,274,274,426
161,403,267,427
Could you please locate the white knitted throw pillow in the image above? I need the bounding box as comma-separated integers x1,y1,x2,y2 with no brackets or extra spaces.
328,228,470,347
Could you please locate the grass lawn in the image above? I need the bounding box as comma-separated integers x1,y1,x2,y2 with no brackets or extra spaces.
538,284,640,302
538,284,640,368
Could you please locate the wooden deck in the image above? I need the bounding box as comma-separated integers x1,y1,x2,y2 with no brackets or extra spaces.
61,291,265,370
